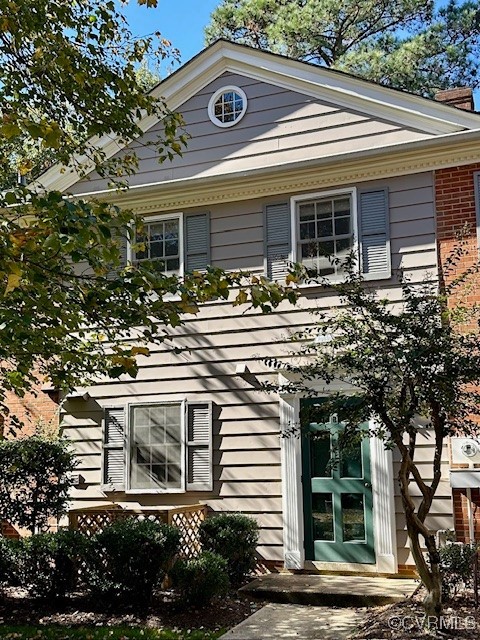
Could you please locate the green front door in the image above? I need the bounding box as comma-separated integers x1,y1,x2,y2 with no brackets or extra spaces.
302,405,375,564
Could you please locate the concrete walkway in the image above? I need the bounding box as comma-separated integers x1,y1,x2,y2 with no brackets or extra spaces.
222,574,418,639
220,603,366,639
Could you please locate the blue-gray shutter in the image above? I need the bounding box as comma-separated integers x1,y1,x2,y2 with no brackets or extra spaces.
358,188,391,280
106,230,128,279
186,402,212,491
185,213,210,272
264,202,291,281
102,407,126,490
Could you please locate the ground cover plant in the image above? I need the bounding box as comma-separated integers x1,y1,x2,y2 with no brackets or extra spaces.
0,627,223,640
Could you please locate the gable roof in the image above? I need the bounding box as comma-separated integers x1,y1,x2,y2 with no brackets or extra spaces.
39,39,480,194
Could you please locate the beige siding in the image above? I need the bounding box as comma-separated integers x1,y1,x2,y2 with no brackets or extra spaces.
394,441,454,568
63,170,441,567
69,72,430,194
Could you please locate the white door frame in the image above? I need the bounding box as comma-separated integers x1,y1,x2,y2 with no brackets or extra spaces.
279,381,397,573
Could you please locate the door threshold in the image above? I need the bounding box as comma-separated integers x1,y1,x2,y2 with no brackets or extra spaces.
303,560,397,576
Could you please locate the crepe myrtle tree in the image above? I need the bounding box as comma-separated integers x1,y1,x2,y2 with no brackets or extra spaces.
0,0,299,433
267,249,480,620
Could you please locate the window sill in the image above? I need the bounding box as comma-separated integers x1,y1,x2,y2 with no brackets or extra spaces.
295,272,392,289
125,488,186,495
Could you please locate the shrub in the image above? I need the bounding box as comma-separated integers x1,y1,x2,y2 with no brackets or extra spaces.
0,436,77,534
199,513,259,586
85,518,180,605
171,551,229,606
0,535,20,587
439,542,478,599
15,530,87,598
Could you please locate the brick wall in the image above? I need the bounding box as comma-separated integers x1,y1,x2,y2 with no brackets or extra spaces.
436,163,480,542
436,163,480,294
0,521,20,540
2,384,60,438
452,489,480,543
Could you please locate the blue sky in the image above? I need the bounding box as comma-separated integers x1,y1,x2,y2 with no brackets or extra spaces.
120,0,220,68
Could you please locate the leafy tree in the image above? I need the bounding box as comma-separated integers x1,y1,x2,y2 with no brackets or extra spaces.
0,435,77,533
0,0,298,430
267,249,480,620
205,0,480,95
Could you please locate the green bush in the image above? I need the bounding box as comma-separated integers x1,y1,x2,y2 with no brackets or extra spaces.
439,542,478,599
15,530,87,598
199,513,259,586
0,436,77,534
171,551,229,606
85,518,180,605
0,535,20,587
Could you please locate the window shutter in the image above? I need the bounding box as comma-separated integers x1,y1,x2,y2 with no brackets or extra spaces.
102,407,126,490
264,202,291,281
186,402,212,491
106,231,128,279
185,213,210,272
358,188,391,280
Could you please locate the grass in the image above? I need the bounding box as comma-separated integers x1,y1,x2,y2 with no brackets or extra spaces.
0,627,224,640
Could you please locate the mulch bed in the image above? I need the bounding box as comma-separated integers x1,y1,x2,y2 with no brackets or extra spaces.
351,587,480,639
0,587,263,634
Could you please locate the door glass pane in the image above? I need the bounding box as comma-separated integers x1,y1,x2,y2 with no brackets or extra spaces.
342,493,366,542
312,493,334,541
340,440,363,478
311,433,332,477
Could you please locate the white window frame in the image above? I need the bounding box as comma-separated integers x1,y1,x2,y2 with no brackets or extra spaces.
290,187,358,283
208,85,248,128
126,400,186,495
127,212,184,278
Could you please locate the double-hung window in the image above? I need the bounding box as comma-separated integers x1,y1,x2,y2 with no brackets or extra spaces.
119,211,210,275
129,403,183,491
263,187,390,282
295,190,355,278
132,214,183,276
102,401,213,494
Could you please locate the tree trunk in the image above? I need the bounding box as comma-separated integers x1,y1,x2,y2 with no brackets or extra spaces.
405,512,442,620
423,533,442,620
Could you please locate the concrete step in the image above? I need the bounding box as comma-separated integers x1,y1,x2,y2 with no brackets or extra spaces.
240,573,418,607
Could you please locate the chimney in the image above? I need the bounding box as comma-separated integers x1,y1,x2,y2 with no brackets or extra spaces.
434,87,474,111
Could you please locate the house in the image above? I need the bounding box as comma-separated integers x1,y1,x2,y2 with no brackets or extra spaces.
39,40,480,574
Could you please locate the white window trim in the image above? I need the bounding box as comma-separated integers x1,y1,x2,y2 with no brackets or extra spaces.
125,399,186,495
127,211,184,278
290,187,358,285
208,85,248,128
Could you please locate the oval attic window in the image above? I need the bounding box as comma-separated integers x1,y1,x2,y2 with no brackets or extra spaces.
208,86,247,128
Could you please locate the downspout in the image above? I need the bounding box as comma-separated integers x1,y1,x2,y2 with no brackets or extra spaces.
467,487,475,543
